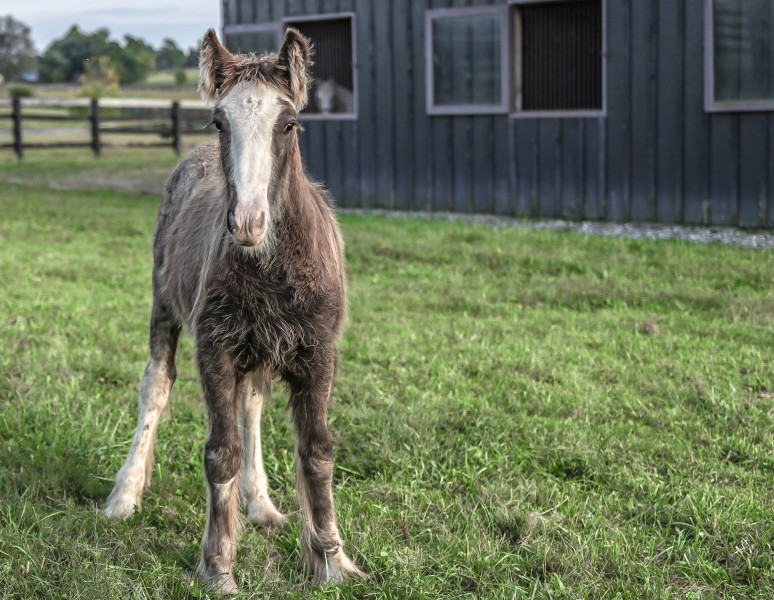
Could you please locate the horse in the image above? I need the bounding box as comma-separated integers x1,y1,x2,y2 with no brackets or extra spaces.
315,77,354,114
102,28,364,593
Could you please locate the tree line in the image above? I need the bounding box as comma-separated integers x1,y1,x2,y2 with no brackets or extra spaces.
0,14,199,85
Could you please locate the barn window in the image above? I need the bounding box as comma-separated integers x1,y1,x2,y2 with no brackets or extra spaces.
706,0,774,112
284,14,357,118
426,6,511,115
511,0,604,115
222,24,282,56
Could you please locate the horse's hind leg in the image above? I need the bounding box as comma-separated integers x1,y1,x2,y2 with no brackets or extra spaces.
239,370,286,530
288,359,364,584
103,302,180,520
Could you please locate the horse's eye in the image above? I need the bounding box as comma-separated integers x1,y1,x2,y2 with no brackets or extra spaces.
284,121,296,134
210,119,223,132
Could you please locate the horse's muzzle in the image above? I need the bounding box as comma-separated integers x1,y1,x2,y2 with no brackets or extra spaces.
227,206,267,247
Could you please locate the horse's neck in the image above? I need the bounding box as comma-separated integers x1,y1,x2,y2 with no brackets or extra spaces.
282,142,315,215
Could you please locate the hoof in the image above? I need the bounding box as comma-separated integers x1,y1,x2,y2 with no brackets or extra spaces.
102,491,140,520
307,549,365,585
196,562,238,595
246,499,286,532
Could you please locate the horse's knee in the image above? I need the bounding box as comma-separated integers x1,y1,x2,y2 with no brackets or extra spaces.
205,436,243,484
138,360,174,411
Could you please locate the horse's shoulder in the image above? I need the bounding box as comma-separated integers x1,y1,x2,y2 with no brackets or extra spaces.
166,141,222,195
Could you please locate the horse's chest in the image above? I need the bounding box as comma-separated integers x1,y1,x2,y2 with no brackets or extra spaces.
200,277,334,372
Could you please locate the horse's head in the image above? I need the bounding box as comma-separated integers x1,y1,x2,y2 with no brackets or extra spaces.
198,28,312,249
315,79,335,115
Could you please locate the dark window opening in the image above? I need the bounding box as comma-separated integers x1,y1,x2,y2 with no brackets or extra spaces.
515,0,603,112
285,17,355,116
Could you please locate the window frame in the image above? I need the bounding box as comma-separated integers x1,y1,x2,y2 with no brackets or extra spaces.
283,12,358,121
704,0,774,113
425,5,512,116
509,0,607,119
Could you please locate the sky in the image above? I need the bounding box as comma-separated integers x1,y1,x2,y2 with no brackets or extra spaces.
6,1,220,53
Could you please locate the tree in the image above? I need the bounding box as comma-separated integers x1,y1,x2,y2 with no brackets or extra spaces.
123,34,155,73
156,38,185,70
0,15,36,81
39,26,111,83
39,26,155,85
184,42,200,68
78,55,119,98
105,35,154,85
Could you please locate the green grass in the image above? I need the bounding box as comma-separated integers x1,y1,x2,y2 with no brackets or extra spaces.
144,69,200,86
0,163,772,598
1,80,200,101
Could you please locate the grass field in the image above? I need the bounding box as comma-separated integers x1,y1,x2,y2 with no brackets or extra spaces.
0,155,772,598
0,76,201,101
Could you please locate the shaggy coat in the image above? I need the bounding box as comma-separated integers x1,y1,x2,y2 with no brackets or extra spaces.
103,28,363,593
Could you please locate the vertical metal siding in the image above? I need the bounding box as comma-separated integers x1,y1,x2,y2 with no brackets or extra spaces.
392,0,415,210
656,0,685,224
373,0,396,208
629,0,658,223
412,0,433,211
355,0,376,209
683,0,711,225
605,0,632,222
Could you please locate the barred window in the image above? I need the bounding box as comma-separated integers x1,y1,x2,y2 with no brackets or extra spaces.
513,0,603,114
285,16,356,117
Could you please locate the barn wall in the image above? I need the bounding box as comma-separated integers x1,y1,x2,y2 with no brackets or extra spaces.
225,0,773,227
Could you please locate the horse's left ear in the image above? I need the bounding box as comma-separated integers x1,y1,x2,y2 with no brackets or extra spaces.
277,28,313,110
198,29,236,101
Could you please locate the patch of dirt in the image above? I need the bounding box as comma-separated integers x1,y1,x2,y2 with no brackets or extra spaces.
3,166,170,196
52,167,170,195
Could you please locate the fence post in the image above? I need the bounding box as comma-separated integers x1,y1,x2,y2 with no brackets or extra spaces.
171,101,181,155
11,96,23,160
90,98,101,157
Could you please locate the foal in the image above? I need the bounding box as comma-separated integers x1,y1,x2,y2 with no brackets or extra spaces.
103,28,363,592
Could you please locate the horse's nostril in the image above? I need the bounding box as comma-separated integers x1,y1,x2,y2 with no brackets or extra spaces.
227,210,236,234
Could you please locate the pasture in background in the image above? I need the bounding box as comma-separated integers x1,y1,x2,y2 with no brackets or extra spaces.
0,152,771,597
0,76,205,159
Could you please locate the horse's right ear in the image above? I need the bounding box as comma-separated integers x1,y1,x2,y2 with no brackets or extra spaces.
198,29,235,101
276,28,313,110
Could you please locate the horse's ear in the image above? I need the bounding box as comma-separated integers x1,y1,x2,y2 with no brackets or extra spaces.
198,29,235,101
277,28,313,110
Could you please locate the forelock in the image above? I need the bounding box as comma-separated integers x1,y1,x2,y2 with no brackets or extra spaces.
217,50,293,101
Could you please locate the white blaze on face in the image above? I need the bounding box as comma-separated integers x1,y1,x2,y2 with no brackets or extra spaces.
218,81,284,213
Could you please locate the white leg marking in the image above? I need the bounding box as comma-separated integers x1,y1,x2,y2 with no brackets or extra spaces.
103,360,171,520
295,445,365,585
197,476,239,595
239,371,286,530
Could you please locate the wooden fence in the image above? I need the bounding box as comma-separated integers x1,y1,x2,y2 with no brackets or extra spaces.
0,97,215,158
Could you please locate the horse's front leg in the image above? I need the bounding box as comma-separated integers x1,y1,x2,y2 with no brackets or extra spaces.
239,370,286,530
104,302,180,519
287,358,364,584
196,350,243,594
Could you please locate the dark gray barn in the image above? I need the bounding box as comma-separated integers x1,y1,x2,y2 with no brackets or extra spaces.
221,0,774,227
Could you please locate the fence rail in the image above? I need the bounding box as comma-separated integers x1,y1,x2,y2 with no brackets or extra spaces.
0,97,214,158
